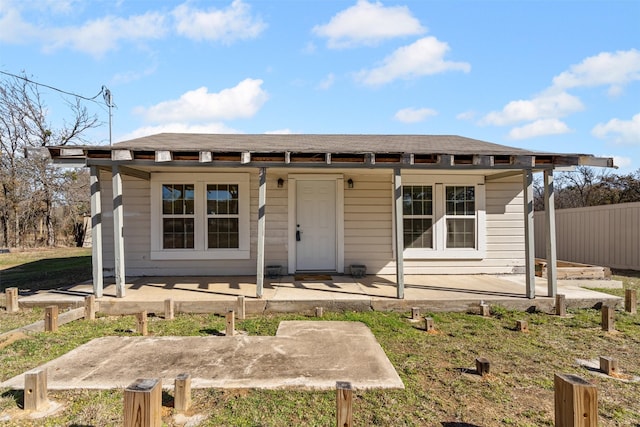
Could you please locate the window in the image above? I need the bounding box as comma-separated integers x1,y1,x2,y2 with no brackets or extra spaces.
151,173,249,260
400,177,485,259
403,185,433,249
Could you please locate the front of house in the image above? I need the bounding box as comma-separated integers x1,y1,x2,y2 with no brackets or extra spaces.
47,134,613,299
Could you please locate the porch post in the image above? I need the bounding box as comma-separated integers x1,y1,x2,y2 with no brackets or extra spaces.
393,167,405,299
544,169,557,297
523,169,535,299
112,164,126,298
89,166,103,297
256,167,267,298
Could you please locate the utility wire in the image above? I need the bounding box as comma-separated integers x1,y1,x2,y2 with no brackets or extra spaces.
0,70,106,104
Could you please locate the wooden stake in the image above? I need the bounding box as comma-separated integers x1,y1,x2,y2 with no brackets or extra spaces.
164,298,174,320
174,373,191,413
475,357,491,376
124,378,162,427
136,311,148,336
554,373,597,427
336,381,353,427
555,294,567,317
5,287,19,313
237,295,245,320
226,310,235,336
24,369,48,411
315,306,324,317
84,295,96,320
625,289,637,314
480,303,490,317
516,320,529,332
599,356,618,376
44,305,58,332
601,305,615,332
411,307,420,320
424,317,435,332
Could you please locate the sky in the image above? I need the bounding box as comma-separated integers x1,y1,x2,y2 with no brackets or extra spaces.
1,0,639,173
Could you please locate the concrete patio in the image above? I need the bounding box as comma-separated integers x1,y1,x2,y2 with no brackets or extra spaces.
17,274,622,315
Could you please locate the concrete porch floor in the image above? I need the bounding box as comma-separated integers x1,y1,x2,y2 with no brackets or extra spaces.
18,274,622,315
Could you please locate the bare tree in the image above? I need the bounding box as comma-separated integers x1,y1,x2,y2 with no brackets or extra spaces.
0,73,99,247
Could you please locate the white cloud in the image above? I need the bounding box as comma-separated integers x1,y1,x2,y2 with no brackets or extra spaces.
317,73,335,90
608,155,632,169
355,37,470,86
264,129,294,134
313,0,425,49
552,49,640,93
136,78,268,123
0,5,39,44
456,111,476,121
508,119,571,140
173,0,266,43
118,122,240,141
481,90,584,126
111,64,158,85
394,107,437,123
592,113,640,145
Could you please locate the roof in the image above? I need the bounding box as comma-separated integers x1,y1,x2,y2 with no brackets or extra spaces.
46,133,614,169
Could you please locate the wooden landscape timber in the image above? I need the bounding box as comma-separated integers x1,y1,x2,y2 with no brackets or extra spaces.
535,259,611,280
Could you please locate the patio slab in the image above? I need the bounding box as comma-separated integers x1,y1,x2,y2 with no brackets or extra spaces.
0,321,403,391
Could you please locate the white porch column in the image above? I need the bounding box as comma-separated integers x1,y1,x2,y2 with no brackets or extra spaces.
523,169,535,299
112,164,126,298
256,167,266,298
89,166,103,297
544,169,558,297
393,168,405,299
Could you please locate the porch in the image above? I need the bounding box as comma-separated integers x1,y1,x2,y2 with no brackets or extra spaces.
19,274,622,315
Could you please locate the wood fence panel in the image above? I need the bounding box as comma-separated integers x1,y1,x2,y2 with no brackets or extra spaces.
535,202,640,270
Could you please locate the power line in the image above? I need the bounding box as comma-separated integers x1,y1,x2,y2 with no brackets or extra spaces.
0,70,105,104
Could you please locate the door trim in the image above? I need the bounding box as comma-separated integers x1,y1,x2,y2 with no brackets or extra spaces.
288,174,344,274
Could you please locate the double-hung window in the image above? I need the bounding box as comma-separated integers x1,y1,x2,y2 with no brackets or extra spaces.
401,176,485,259
151,173,250,260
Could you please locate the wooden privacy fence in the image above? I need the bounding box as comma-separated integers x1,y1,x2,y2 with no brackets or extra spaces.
534,202,640,270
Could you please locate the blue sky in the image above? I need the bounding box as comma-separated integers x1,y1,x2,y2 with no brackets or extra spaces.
1,0,639,172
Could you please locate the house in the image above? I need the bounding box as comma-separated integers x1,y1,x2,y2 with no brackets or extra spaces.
47,134,613,299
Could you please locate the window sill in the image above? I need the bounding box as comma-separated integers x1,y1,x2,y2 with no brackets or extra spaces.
403,249,486,260
150,250,250,260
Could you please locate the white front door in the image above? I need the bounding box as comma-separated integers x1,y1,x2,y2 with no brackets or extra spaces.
296,180,337,271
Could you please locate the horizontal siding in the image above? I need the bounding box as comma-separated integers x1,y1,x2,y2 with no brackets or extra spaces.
96,169,527,276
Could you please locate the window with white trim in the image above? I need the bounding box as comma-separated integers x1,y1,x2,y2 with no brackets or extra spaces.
401,176,485,259
151,173,250,260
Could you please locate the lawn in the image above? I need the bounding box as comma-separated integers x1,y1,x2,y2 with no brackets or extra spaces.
0,249,639,426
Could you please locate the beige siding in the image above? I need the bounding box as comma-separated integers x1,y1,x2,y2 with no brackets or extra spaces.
99,169,526,277
534,202,640,270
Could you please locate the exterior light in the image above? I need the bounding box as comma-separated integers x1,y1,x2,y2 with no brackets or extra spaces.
277,178,284,188
347,178,354,189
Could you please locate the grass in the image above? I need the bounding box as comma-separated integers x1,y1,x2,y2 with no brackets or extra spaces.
0,309,639,426
0,247,91,293
0,248,639,425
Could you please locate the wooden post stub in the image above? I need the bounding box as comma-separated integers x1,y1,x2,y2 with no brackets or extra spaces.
44,305,58,332
237,295,245,320
124,378,162,427
315,306,324,318
84,295,96,320
6,287,19,313
555,294,567,317
336,381,353,427
475,357,491,376
599,356,618,376
480,303,490,317
136,311,148,336
625,289,637,314
601,305,615,332
516,320,529,332
411,307,420,320
424,317,435,332
164,298,175,320
174,373,191,413
226,310,235,336
24,369,47,411
554,373,597,427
